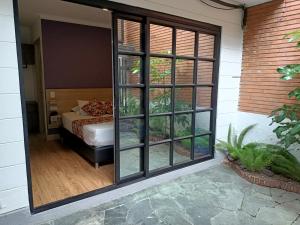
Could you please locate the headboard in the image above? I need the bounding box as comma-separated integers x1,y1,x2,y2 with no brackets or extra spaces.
46,88,113,114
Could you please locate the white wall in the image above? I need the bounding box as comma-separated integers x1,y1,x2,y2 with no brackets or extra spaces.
0,0,244,214
0,0,28,214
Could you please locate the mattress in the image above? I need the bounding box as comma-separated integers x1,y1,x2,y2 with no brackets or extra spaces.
62,112,114,147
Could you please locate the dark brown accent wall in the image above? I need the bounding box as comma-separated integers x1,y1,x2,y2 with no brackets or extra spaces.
41,19,112,89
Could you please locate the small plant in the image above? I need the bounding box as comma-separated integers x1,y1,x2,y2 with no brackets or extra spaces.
270,150,300,182
216,124,256,160
237,144,272,172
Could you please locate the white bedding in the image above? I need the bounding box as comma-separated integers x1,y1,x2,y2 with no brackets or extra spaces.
62,112,114,147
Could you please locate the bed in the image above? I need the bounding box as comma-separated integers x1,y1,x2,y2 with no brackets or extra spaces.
61,112,114,168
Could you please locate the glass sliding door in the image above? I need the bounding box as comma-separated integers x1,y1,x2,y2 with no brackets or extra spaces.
113,12,220,183
113,14,146,182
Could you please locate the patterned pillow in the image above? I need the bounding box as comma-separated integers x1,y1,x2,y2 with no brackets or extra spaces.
102,101,113,115
81,101,106,116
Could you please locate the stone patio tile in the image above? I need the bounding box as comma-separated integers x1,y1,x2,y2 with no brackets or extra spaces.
272,191,300,204
126,198,153,224
242,191,277,216
256,206,299,225
37,165,300,225
210,210,271,225
53,210,104,225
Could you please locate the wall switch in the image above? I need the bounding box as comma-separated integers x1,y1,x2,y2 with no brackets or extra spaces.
50,91,56,99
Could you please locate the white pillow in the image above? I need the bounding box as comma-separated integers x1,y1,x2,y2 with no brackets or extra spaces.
77,100,89,116
71,105,80,112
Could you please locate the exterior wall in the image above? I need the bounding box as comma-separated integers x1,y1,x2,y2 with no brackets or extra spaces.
239,0,300,115
0,0,28,214
0,0,243,214
236,0,300,144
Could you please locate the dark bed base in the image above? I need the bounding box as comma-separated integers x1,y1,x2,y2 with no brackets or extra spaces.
60,128,114,168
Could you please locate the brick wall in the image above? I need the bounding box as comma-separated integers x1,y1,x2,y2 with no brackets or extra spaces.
239,0,300,115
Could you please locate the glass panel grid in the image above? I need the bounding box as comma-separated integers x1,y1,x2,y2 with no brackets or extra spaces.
176,29,195,56
174,138,192,164
194,135,211,159
118,19,141,52
175,59,194,84
120,148,142,178
150,57,172,85
149,142,171,171
150,24,173,54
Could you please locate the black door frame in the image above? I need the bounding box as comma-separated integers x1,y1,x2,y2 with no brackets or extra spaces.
12,0,221,214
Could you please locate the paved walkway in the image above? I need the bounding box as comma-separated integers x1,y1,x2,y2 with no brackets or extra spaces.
40,165,300,225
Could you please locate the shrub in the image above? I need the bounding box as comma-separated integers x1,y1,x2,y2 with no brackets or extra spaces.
216,124,256,160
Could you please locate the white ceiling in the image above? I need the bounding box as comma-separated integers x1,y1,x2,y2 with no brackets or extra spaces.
18,0,272,27
18,0,112,27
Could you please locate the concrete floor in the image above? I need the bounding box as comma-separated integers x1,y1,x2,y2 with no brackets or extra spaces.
39,165,300,225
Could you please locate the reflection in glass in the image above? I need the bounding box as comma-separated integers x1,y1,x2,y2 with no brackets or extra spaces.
195,111,211,135
175,88,193,111
174,139,192,164
120,148,141,177
197,61,213,84
174,114,192,138
176,29,195,56
118,55,141,85
119,88,142,116
150,57,172,84
149,143,170,170
150,88,171,113
198,33,215,59
175,59,194,84
149,116,170,142
120,119,144,148
194,136,210,159
196,87,212,109
118,19,141,52
150,24,172,54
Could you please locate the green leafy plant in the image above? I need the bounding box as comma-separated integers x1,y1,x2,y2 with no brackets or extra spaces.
216,124,256,159
270,30,300,148
271,151,300,182
237,146,272,172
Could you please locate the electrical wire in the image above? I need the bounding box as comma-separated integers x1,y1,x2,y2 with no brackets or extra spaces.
200,0,241,10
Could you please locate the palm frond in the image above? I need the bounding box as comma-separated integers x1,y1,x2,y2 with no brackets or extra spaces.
237,124,256,148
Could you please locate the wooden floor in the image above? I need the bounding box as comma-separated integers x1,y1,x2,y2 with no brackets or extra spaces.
29,135,114,207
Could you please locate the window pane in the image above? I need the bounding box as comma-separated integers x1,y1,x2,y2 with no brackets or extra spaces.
176,29,195,56
194,135,210,159
120,88,142,116
174,138,192,164
150,24,172,54
195,111,211,135
197,61,213,84
149,116,170,142
118,55,141,85
196,87,212,109
120,148,141,177
174,113,192,138
150,88,171,114
149,143,170,170
175,59,194,84
175,88,193,111
120,118,144,148
198,33,215,58
150,57,172,84
118,19,141,52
